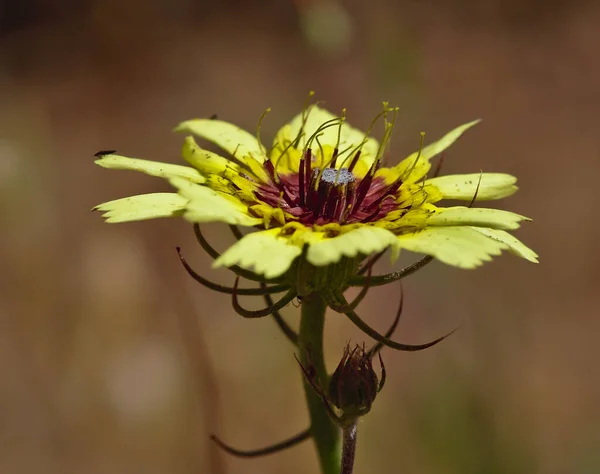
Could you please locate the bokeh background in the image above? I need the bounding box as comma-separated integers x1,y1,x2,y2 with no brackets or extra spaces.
1,0,599,473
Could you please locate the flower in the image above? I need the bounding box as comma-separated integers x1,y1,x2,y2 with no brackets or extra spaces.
94,98,537,280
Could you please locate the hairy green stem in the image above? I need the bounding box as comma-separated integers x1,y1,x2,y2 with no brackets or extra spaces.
299,294,341,474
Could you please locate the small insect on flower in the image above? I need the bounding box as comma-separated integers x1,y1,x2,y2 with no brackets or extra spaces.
94,94,537,284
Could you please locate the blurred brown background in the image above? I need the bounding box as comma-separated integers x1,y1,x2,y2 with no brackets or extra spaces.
1,0,599,473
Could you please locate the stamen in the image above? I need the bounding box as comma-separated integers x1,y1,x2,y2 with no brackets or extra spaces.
298,151,308,207
331,108,346,168
372,119,394,172
344,106,392,166
256,107,271,154
347,150,361,172
273,138,301,174
263,160,279,184
402,132,426,181
303,118,345,164
352,171,373,212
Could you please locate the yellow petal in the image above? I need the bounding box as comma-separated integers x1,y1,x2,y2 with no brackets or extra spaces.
95,154,205,183
395,120,481,183
175,119,266,163
282,106,380,168
426,173,518,201
470,227,538,263
169,177,261,227
181,136,238,176
306,225,399,266
427,206,531,230
93,193,187,223
214,229,303,278
396,226,508,268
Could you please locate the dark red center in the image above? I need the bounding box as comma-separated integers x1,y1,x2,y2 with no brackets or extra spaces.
255,149,404,226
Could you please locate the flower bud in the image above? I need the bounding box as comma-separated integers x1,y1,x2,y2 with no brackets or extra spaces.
328,344,381,419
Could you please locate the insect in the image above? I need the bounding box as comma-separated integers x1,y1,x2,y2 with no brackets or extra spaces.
94,150,116,157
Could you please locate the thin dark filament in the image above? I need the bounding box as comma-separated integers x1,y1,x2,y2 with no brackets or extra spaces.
348,255,434,287
232,277,297,318
264,160,295,206
364,179,402,211
432,152,446,178
262,283,298,345
210,429,310,458
177,247,289,296
294,353,341,424
299,154,306,206
330,147,339,168
352,171,373,211
360,201,385,223
376,352,386,392
366,283,403,358
357,250,385,276
194,224,282,283
229,225,244,241
304,150,311,206
330,292,456,352
468,172,483,208
348,150,361,172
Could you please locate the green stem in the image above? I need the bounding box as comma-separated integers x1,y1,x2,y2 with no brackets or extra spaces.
299,293,341,474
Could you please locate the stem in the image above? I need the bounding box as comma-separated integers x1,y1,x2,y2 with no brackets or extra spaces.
341,421,358,474
299,294,341,474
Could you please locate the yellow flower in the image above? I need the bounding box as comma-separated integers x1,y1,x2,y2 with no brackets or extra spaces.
94,102,537,279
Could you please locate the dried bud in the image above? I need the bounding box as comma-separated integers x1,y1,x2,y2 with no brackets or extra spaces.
328,344,383,419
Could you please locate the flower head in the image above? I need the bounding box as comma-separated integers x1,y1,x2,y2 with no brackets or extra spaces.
95,97,537,281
